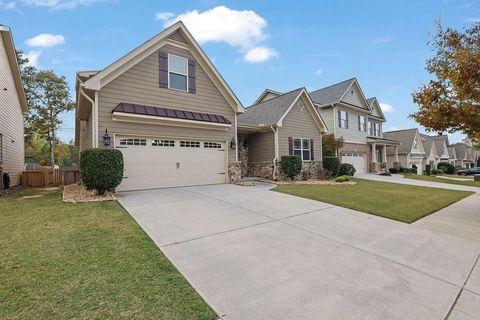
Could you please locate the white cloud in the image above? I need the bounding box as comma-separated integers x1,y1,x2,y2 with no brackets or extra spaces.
158,6,277,63
466,17,480,23
315,68,323,76
380,102,394,113
0,1,16,9
155,11,174,21
371,37,391,44
24,50,42,67
22,0,105,10
244,46,278,63
25,33,65,48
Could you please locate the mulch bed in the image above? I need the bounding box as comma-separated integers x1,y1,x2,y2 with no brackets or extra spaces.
63,184,116,203
0,185,27,197
261,179,356,186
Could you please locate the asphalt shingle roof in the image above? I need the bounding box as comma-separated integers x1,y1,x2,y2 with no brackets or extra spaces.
448,146,456,159
309,78,356,106
383,129,419,154
238,88,304,126
420,134,434,153
453,143,467,159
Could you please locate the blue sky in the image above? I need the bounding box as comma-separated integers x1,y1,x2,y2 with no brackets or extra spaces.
1,0,479,143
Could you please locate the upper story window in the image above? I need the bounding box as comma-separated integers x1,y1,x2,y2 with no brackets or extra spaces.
358,115,366,132
168,54,188,91
293,138,311,161
374,123,382,137
368,121,373,136
338,110,348,129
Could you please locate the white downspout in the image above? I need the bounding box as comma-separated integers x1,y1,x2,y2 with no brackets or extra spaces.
234,113,238,161
271,125,279,180
79,84,95,148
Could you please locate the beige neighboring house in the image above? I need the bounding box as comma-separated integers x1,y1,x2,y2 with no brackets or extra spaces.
452,143,474,168
447,146,457,165
420,134,439,169
75,21,244,192
237,88,327,179
0,25,27,188
309,78,399,173
384,128,426,174
431,135,451,164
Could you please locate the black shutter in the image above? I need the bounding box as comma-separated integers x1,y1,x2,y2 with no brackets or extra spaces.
358,115,361,131
188,59,196,94
346,112,349,129
338,110,341,127
310,139,314,161
288,137,293,155
159,52,168,88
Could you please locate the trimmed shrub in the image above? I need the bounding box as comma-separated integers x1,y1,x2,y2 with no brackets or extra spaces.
437,162,455,174
280,155,302,181
425,164,431,176
339,163,356,176
323,157,341,177
388,167,399,174
335,175,351,182
431,169,444,175
317,169,332,180
80,148,124,195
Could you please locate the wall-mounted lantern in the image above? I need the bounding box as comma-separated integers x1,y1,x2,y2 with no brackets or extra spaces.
103,129,111,146
230,137,236,150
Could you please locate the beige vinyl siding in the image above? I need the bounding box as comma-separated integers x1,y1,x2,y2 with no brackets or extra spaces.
97,44,236,162
367,118,383,138
258,91,280,103
79,110,93,151
0,35,24,186
248,131,274,162
335,107,368,143
167,29,188,44
317,106,334,134
340,84,367,109
278,97,322,160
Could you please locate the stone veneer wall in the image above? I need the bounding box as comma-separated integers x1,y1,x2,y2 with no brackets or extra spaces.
237,134,249,176
228,161,242,183
248,160,323,181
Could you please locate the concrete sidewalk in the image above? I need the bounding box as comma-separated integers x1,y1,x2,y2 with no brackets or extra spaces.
357,173,480,193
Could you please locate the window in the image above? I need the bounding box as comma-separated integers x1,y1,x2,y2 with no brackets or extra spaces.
180,141,200,148
376,148,382,163
368,121,373,136
204,142,222,149
374,123,381,137
358,115,366,132
119,138,146,146
152,139,175,147
168,54,188,91
338,110,348,129
293,138,311,161
0,133,2,163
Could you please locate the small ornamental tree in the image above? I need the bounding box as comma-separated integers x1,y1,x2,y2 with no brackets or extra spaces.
280,156,302,180
80,149,124,195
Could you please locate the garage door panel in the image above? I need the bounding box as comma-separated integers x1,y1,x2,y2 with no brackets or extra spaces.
116,137,226,191
341,154,366,174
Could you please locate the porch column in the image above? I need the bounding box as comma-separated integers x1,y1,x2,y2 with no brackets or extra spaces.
382,145,387,163
371,143,377,163
395,146,399,163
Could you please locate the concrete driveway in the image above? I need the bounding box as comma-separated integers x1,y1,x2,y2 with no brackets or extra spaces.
117,184,480,320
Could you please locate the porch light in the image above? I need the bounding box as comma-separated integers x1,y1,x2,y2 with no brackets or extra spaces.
103,129,111,146
230,137,236,150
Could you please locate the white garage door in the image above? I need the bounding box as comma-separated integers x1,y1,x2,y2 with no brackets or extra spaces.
116,136,226,191
341,153,366,174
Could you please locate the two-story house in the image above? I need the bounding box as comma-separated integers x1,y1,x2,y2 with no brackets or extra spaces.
310,78,399,173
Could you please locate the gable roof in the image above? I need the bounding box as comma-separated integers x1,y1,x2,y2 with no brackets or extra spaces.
309,78,356,106
253,89,282,105
366,97,386,121
447,146,456,159
432,135,449,156
383,128,422,154
238,88,327,131
0,25,27,113
83,21,244,113
420,134,434,154
452,143,467,159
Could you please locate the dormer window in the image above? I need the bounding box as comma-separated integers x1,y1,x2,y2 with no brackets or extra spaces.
168,54,188,91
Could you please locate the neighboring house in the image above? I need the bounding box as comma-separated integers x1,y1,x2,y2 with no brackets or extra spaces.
431,135,450,164
447,146,457,165
384,128,426,174
75,22,244,192
237,88,327,179
0,25,27,188
310,78,399,173
420,134,439,169
452,143,474,168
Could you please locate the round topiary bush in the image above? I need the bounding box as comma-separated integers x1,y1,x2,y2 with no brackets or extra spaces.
388,167,399,174
437,162,455,174
339,163,356,176
80,148,124,195
431,168,444,175
323,157,341,177
280,155,302,181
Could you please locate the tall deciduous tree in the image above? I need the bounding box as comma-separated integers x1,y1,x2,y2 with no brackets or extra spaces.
411,22,480,143
16,50,74,166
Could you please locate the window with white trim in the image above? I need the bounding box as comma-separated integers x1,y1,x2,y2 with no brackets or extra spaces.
368,121,373,136
204,142,222,149
338,110,348,129
119,138,147,146
180,141,200,148
358,115,366,132
168,54,188,91
293,138,311,161
374,123,381,137
152,139,175,147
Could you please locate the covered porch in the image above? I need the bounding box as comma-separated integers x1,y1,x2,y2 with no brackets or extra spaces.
367,137,401,173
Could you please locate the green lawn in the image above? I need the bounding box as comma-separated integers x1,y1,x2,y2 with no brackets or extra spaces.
0,188,216,320
274,179,473,223
404,174,480,187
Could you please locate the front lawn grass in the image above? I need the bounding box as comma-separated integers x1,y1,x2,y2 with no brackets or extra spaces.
404,174,480,187
0,188,216,320
274,179,473,223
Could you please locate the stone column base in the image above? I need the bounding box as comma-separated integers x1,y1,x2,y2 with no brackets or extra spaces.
228,161,242,183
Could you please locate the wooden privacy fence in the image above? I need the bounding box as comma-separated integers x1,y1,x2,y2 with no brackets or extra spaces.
22,166,80,187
